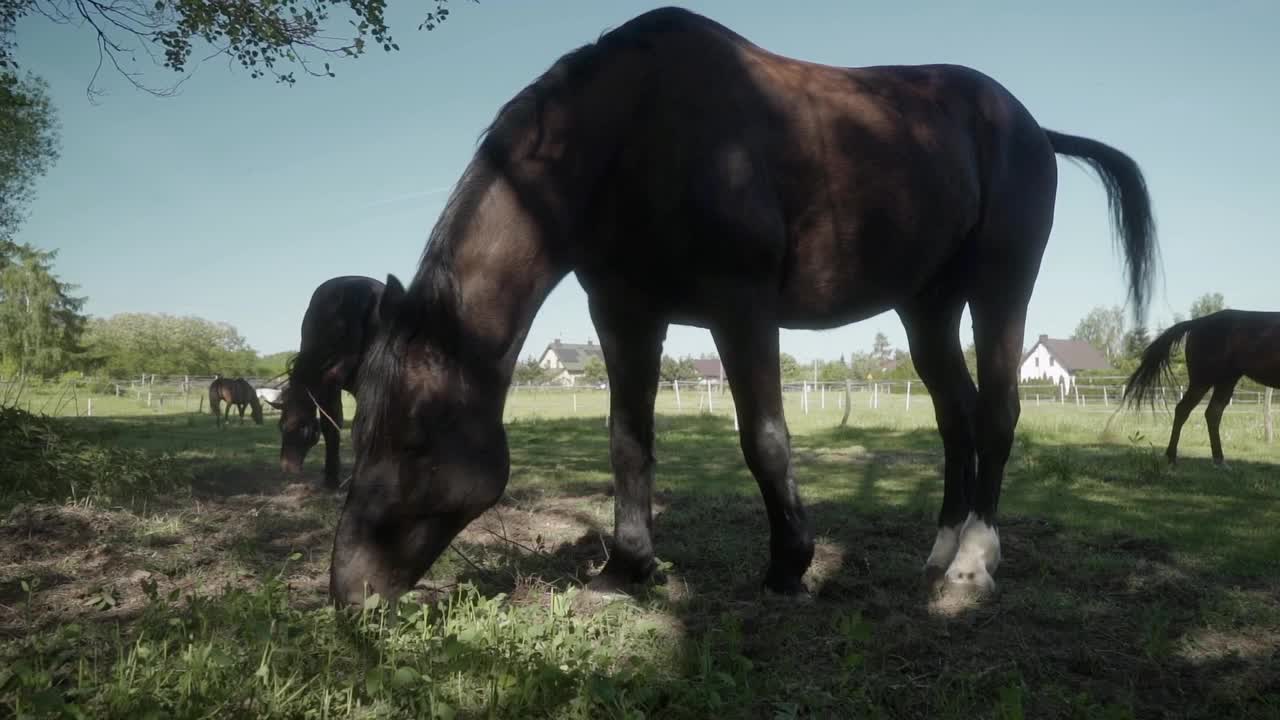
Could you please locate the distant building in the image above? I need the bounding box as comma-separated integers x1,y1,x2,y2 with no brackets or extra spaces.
538,339,606,386
691,358,725,387
1019,334,1111,391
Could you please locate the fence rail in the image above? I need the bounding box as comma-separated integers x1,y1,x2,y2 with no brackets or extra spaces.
1,374,1275,428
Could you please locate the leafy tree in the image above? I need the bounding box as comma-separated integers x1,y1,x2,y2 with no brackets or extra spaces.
1071,305,1126,363
4,1,474,96
1122,325,1151,361
962,342,978,379
778,353,801,383
1,70,59,239
255,351,294,377
818,356,850,382
659,355,699,383
884,349,918,381
1189,292,1225,320
0,240,86,376
848,351,878,380
82,313,258,377
871,332,892,365
580,356,607,386
512,356,549,385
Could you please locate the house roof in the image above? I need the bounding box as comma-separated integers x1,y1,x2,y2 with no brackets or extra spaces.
1023,335,1110,372
692,358,723,379
542,340,604,372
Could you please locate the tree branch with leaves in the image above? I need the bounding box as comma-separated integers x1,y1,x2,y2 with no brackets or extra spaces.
4,0,475,98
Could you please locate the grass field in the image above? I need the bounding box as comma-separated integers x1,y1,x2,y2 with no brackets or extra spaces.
2,385,1278,718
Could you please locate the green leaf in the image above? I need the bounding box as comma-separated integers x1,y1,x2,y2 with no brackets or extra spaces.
391,666,419,688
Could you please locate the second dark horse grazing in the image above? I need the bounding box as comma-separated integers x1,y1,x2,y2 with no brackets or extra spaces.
209,376,263,427
331,8,1158,606
273,276,385,489
1123,309,1280,466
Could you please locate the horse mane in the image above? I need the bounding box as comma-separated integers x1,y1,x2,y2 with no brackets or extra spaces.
356,7,736,454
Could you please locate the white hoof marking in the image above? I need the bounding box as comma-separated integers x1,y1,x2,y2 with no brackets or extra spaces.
945,514,1000,591
924,521,964,574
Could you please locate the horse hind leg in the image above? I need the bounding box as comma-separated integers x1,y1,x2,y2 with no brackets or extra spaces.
1166,382,1210,465
937,291,1032,595
1205,377,1240,467
898,301,977,590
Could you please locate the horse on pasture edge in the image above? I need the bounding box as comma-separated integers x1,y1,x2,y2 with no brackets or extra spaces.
1123,309,1280,466
208,376,263,428
329,7,1159,608
273,275,385,489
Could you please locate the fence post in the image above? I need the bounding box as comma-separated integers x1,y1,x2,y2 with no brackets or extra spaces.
674,380,682,411
841,379,852,427
87,398,93,417
147,391,152,408
707,383,714,413
573,392,577,414
905,381,912,412
1103,386,1109,406
873,382,879,409
821,383,826,410
1265,388,1274,444
802,383,809,414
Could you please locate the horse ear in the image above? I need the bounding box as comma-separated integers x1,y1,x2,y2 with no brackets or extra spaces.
379,273,406,325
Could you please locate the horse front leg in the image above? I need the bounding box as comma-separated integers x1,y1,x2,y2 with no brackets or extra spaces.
712,315,814,595
586,300,666,594
321,388,345,490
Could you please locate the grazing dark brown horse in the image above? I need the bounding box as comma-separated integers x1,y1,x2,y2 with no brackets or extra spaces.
331,7,1158,607
209,376,263,427
272,276,385,489
1123,309,1280,466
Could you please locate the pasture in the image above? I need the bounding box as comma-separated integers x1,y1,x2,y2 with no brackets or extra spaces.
2,384,1278,718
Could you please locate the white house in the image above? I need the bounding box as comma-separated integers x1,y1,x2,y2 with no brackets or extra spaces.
1019,334,1111,391
538,339,606,386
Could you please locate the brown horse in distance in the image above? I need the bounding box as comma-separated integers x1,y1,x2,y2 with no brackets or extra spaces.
208,376,263,428
1123,309,1280,466
272,276,385,489
331,7,1158,607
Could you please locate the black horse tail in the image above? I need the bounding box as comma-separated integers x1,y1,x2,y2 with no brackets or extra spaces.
1122,318,1197,410
1045,130,1159,327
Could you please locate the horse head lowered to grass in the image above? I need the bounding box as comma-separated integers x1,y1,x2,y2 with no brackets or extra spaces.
276,275,386,489
329,7,1158,607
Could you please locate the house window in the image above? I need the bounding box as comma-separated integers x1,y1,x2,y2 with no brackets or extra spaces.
1034,357,1040,368
1049,357,1055,367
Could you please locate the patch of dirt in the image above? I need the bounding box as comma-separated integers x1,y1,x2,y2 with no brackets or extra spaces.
4,464,1278,718
0,468,621,636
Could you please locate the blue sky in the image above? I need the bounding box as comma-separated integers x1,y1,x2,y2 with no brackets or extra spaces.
14,1,1280,362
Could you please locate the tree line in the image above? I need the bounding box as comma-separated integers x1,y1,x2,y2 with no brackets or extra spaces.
510,331,927,388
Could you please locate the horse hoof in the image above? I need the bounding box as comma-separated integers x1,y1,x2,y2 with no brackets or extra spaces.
944,568,997,596
763,570,810,597
585,572,637,599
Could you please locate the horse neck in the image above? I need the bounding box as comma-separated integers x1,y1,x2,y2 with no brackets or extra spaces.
420,172,570,389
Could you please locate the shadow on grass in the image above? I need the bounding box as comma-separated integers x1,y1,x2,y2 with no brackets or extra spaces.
9,412,1279,717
